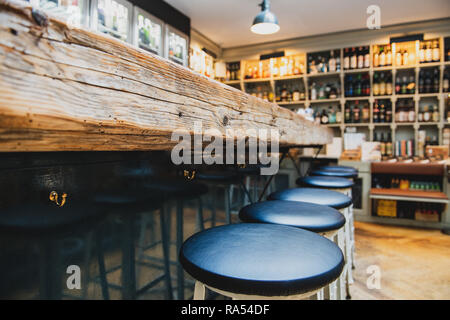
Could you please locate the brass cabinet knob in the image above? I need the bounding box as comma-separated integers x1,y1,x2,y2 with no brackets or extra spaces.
49,191,67,207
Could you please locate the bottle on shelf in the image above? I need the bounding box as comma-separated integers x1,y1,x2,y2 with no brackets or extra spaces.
364,46,370,68
432,40,440,62
443,69,449,93
419,43,426,63
328,106,336,124
345,104,351,123
344,48,350,70
386,133,393,157
373,73,380,96
386,73,393,95
373,46,380,68
310,82,317,100
350,47,358,69
386,45,392,66
329,50,336,72
353,101,361,123
373,100,380,123
357,47,364,69
379,46,386,67
432,105,439,122
362,101,370,123
320,107,328,125
385,101,393,122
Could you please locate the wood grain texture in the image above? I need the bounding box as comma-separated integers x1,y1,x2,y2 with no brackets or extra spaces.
0,0,332,152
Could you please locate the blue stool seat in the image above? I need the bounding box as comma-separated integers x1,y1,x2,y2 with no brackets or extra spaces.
268,188,352,210
297,176,354,189
239,200,345,233
179,223,344,296
142,179,208,199
311,169,358,179
318,165,357,173
0,202,104,233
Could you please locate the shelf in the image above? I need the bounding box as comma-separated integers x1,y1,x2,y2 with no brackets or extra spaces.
307,71,341,78
345,96,370,100
169,55,185,65
395,94,415,99
373,95,393,100
243,78,271,83
395,122,415,126
223,80,241,85
344,123,370,126
373,66,393,71
418,93,440,98
394,65,416,70
373,122,392,126
418,122,440,126
370,188,448,203
273,74,305,81
309,98,341,104
277,101,306,106
419,62,441,68
326,123,342,127
343,68,370,74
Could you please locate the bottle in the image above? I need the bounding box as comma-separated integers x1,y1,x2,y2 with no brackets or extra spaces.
310,82,317,100
443,70,449,93
355,74,362,96
362,102,370,123
432,105,439,122
373,100,380,123
321,108,329,124
401,75,408,95
432,68,439,93
346,75,354,97
385,101,392,122
373,46,380,68
425,42,432,62
386,73,393,95
386,133,393,157
344,48,350,70
423,105,431,122
353,101,360,123
408,75,415,94
396,49,402,66
403,50,409,66
329,50,336,72
357,47,364,69
364,46,370,68
424,71,432,93
379,46,386,67
293,86,300,101
419,43,426,63
281,85,288,102
351,47,357,69
345,104,351,123
408,101,415,122
395,75,401,94
329,106,336,124
380,133,386,156
379,103,385,123
373,73,380,96
336,108,342,123
379,72,386,95
418,106,423,122
386,45,392,66
432,40,440,62
419,70,425,93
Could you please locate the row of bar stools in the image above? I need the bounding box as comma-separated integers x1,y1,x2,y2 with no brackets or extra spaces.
268,188,352,299
297,174,355,298
238,200,346,300
179,223,344,300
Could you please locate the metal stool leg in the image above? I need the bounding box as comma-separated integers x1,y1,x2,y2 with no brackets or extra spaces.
121,214,136,300
176,200,184,300
95,228,110,300
195,197,205,232
225,186,231,224
39,239,62,300
159,206,174,300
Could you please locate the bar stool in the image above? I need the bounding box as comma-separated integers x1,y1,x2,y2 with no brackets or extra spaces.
0,202,107,300
238,200,345,300
93,189,173,300
296,176,355,298
268,188,352,299
179,223,344,300
318,165,358,172
196,170,241,225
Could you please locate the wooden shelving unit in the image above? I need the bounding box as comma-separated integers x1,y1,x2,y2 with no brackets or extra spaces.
370,188,448,203
221,36,450,155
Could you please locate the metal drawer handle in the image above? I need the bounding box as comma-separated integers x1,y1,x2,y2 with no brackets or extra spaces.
49,191,67,207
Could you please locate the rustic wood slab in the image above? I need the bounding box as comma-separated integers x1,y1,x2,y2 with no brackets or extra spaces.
0,0,332,152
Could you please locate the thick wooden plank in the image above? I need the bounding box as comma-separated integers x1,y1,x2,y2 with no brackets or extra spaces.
0,0,332,151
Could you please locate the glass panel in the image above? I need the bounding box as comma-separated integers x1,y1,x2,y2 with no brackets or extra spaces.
137,14,162,54
27,0,87,27
97,0,129,41
168,31,187,65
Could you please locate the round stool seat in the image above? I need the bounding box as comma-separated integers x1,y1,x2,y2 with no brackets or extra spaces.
311,169,358,179
179,223,344,296
94,189,164,213
268,188,352,209
143,178,208,199
0,202,103,232
239,200,345,233
297,176,354,189
232,164,269,176
318,165,357,173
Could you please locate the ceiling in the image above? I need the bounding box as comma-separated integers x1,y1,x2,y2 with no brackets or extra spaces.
165,0,450,48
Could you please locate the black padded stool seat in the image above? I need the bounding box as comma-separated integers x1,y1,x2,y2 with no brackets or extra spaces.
232,164,269,176
318,165,357,173
142,178,208,199
311,169,358,179
297,176,354,189
239,200,345,233
0,202,104,233
179,223,344,296
268,188,352,210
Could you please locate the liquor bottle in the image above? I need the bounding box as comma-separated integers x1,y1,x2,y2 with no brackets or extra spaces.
418,106,424,122
345,104,351,123
425,42,433,62
287,85,293,102
351,47,357,69
321,108,329,124
329,50,336,72
379,133,386,156
396,49,402,66
346,75,353,97
395,75,401,94
336,108,342,123
403,50,409,66
379,103,385,123
355,74,362,96
401,75,408,94
379,72,386,96
364,46,370,68
424,71,432,93
386,45,392,66
373,73,380,96
275,86,281,102
386,133,393,157
353,102,360,123
432,68,439,93
335,51,341,71
310,82,317,100
329,106,336,124
373,46,380,68
423,105,431,122
379,46,386,67
373,100,380,123
344,48,350,70
408,100,415,122
419,43,426,63
385,101,392,122
293,86,300,101
281,85,288,102
357,47,364,69
408,75,415,94
432,40,440,62
386,73,393,95
364,74,371,96
443,69,449,93
419,70,425,93
268,90,274,102
432,105,439,122
362,102,370,123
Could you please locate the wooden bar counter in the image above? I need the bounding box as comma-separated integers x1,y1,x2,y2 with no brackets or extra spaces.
0,0,331,152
